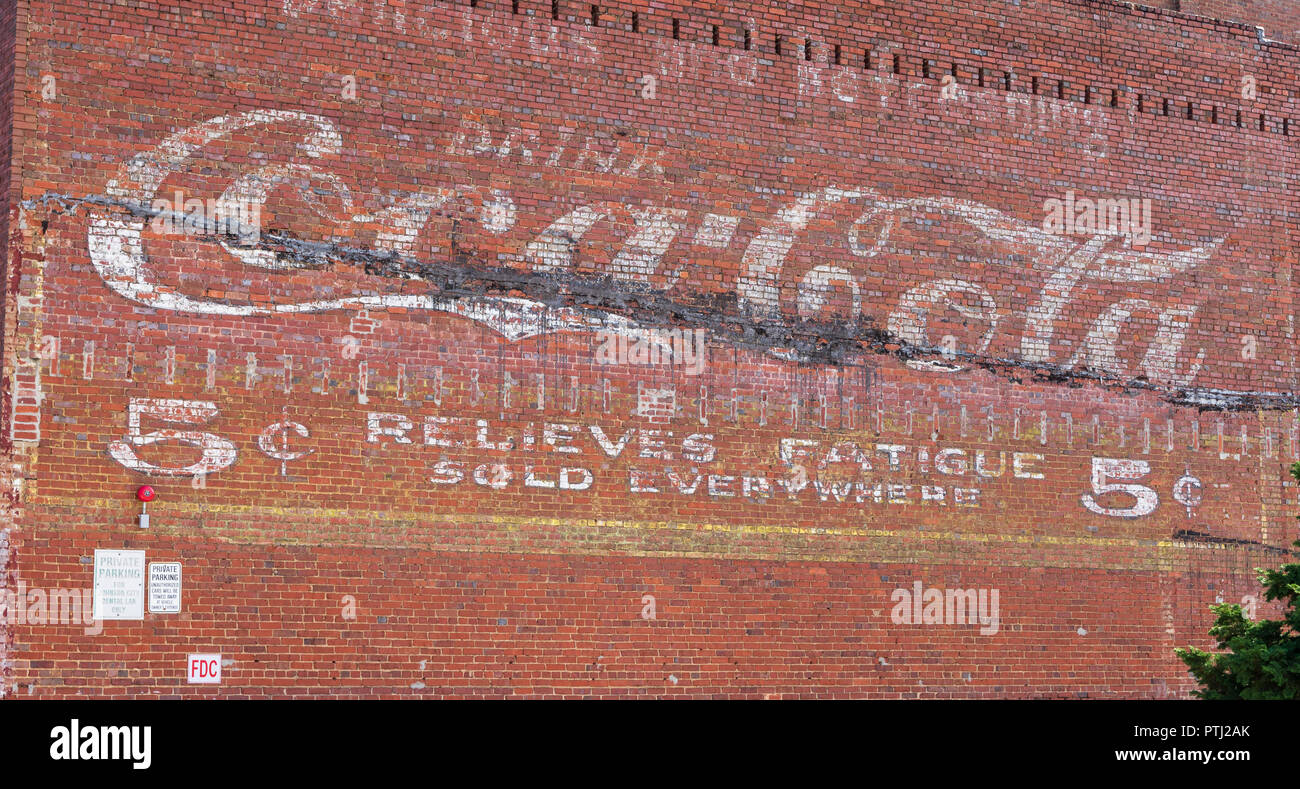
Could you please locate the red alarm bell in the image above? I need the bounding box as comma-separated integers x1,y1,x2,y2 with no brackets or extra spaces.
136,485,155,529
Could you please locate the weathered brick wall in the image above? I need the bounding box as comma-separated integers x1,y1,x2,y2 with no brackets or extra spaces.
0,0,15,244
1181,0,1300,43
0,0,20,695
1,0,1298,697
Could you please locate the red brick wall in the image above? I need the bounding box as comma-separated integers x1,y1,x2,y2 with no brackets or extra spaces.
2,0,1298,698
0,0,20,695
0,0,15,244
1181,0,1300,42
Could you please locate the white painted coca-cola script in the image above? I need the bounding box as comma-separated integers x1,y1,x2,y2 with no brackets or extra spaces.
84,109,1222,389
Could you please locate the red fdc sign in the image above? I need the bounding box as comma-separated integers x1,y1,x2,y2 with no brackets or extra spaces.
187,654,222,685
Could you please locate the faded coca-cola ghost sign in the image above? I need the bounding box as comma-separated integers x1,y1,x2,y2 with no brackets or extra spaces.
84,109,1224,394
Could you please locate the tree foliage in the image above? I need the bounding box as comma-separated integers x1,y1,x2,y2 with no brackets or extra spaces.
1175,462,1300,699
